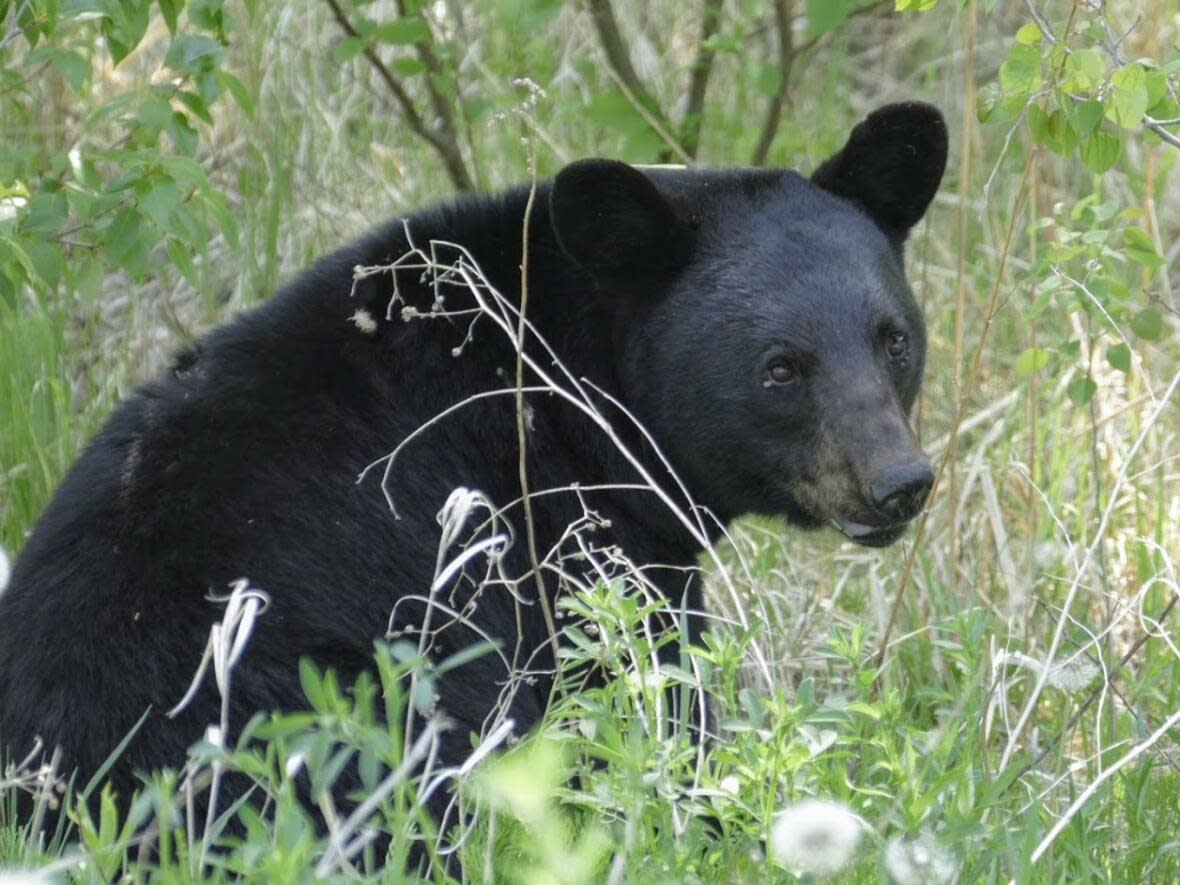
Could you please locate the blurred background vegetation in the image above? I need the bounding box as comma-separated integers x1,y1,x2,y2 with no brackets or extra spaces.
1,0,1179,881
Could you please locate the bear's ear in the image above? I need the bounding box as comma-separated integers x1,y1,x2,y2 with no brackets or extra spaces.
550,159,690,275
812,102,948,242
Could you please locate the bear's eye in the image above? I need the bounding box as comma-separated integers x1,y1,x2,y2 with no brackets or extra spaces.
763,360,799,388
886,332,909,360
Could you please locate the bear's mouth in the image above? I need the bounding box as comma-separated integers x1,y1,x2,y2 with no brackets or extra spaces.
831,518,909,548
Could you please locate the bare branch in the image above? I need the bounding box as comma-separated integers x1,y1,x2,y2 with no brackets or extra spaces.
585,0,687,161
1023,0,1057,44
1017,591,1180,787
323,0,474,191
1091,1,1180,151
751,0,795,166
394,0,471,176
602,65,693,165
680,0,723,159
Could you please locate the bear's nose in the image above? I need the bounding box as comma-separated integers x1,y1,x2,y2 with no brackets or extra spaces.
869,460,933,522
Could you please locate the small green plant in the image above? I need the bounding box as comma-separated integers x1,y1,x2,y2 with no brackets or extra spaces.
1,0,1178,881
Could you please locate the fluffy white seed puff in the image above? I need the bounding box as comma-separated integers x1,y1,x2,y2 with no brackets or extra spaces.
770,798,863,876
884,831,956,884
349,308,378,335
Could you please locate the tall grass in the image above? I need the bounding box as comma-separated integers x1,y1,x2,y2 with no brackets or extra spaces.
1,0,1178,880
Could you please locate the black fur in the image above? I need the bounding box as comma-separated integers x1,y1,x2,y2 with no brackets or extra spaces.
0,104,947,836
811,101,948,242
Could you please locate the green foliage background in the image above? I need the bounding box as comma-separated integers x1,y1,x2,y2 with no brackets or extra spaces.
0,0,1178,881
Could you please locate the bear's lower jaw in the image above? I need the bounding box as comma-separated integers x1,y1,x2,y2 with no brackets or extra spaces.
831,518,910,548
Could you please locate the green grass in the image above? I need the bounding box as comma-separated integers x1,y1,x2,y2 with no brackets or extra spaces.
2,0,1180,881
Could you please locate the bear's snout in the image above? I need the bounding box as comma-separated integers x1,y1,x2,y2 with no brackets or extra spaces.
868,459,933,523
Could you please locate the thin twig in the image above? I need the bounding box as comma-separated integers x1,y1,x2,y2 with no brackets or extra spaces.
999,365,1180,772
514,129,561,665
322,0,474,190
584,0,687,162
602,65,693,165
946,0,978,587
1031,690,1180,862
1018,592,1179,781
750,0,888,164
680,0,723,159
1031,0,1180,151
751,0,795,166
1023,0,1056,43
394,0,469,177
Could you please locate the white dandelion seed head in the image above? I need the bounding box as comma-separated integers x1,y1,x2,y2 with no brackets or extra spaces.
1046,657,1100,692
884,830,956,885
770,798,863,876
719,775,741,795
999,650,1100,694
0,869,59,884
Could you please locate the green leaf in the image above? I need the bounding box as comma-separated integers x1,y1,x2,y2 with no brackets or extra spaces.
977,83,1004,123
73,254,105,301
1027,104,1049,143
1123,228,1164,270
1043,110,1076,156
218,70,254,118
585,92,651,135
158,154,212,189
1107,342,1131,372
27,47,91,90
333,36,367,64
200,190,238,249
137,95,173,138
166,111,199,155
102,0,151,65
1080,130,1120,173
22,193,69,235
158,0,183,33
188,0,226,34
808,0,850,35
80,709,153,802
752,61,782,98
1015,23,1042,45
299,658,326,711
808,0,877,36
1063,48,1105,92
196,68,222,107
1106,63,1149,129
138,177,182,230
165,33,223,75
24,239,65,289
373,17,431,45
390,56,427,77
1145,70,1170,113
1130,308,1163,340
177,90,213,125
1000,42,1043,95
1070,98,1104,135
105,207,154,279
1015,346,1051,377
1067,375,1097,406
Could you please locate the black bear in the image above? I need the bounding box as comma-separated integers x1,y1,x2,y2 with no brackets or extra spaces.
0,103,946,839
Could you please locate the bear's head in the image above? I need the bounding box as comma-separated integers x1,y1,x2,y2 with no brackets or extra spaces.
550,103,948,547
